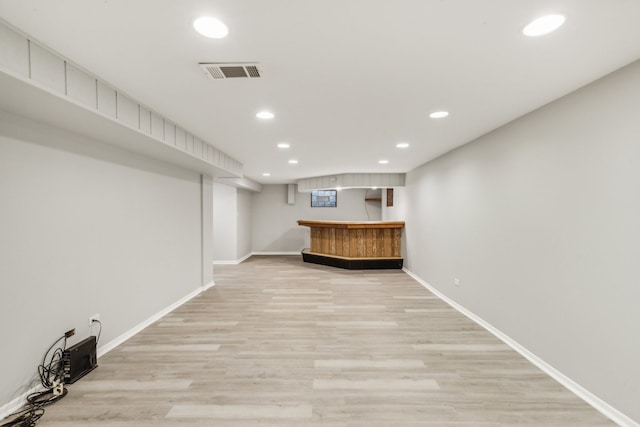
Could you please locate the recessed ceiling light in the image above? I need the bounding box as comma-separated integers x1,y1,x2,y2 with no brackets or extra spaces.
396,142,410,148
288,159,298,164
277,143,290,149
379,160,389,164
256,111,274,119
193,16,229,39
523,14,565,37
262,172,271,177
429,111,449,119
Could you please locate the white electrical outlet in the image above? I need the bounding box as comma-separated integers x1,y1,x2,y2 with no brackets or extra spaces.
89,313,100,326
454,278,460,286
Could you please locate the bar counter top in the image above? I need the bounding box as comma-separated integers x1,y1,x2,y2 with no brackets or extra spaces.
297,219,405,269
296,220,405,229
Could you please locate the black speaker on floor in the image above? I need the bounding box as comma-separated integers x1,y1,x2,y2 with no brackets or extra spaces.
63,336,97,384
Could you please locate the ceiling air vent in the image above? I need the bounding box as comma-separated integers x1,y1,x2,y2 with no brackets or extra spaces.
198,63,261,79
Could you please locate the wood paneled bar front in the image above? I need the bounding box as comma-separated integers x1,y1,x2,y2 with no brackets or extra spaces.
297,220,405,269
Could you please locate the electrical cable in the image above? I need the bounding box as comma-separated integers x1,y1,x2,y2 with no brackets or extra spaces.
0,407,44,427
38,335,66,389
92,319,102,345
26,388,68,407
1,335,70,426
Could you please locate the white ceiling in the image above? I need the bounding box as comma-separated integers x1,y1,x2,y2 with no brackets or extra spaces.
1,0,639,184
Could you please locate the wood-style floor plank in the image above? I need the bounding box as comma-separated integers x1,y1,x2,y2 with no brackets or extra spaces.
34,255,613,426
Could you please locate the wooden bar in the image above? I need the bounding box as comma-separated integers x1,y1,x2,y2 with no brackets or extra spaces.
297,220,405,269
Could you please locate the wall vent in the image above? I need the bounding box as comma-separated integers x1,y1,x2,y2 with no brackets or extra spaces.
199,63,261,79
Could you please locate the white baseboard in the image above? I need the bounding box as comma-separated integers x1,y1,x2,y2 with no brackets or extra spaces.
237,253,253,263
402,268,638,427
0,282,211,421
212,252,302,264
96,285,206,358
251,251,301,256
0,385,44,422
212,253,252,265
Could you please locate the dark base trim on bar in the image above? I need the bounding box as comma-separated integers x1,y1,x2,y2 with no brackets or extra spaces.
301,249,403,270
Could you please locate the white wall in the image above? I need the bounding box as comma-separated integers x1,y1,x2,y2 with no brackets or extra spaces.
381,187,407,222
251,185,381,253
381,187,408,258
212,182,237,261
236,188,253,259
401,60,640,423
0,110,209,410
212,184,253,262
201,175,213,285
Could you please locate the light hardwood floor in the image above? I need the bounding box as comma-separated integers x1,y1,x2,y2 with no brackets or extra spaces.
38,256,613,426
